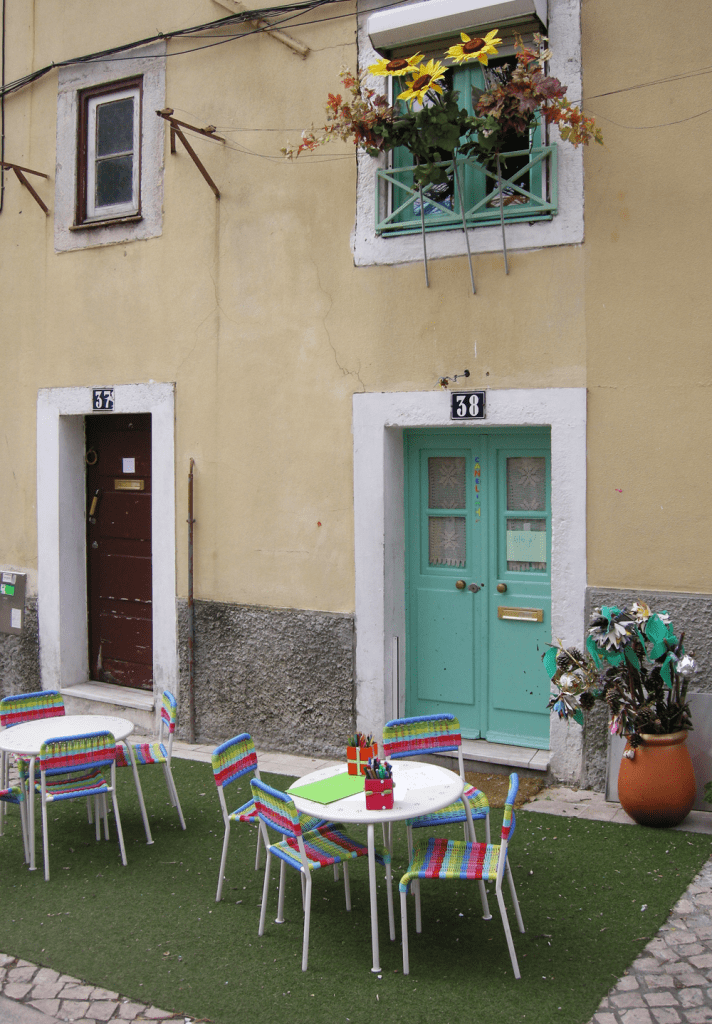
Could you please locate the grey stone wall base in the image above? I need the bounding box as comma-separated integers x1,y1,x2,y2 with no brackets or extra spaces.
581,587,712,791
0,598,41,699
178,599,355,759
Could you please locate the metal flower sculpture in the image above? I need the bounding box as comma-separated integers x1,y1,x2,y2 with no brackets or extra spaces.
543,605,697,747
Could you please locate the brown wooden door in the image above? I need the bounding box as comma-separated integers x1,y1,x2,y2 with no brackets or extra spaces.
86,414,153,690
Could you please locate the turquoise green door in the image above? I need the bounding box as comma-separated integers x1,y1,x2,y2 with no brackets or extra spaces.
404,428,551,748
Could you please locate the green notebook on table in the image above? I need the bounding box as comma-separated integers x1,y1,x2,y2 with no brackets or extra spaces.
288,773,365,804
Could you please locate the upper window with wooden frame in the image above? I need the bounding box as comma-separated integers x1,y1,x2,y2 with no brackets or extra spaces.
55,43,165,254
76,77,143,226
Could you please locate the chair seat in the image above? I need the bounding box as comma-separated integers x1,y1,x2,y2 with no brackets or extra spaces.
406,784,489,828
115,741,167,767
271,825,390,873
0,785,24,805
43,768,110,802
229,797,325,833
399,836,504,889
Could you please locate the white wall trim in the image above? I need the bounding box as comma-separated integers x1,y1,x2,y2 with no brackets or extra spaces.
37,382,177,700
353,387,587,782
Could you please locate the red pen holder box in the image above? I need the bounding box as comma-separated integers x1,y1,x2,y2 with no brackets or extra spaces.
347,743,378,776
365,777,395,811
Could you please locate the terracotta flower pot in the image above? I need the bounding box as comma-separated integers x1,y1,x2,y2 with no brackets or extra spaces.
617,731,696,828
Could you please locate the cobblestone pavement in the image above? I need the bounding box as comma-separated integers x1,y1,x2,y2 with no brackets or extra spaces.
0,956,194,1023
588,859,712,1024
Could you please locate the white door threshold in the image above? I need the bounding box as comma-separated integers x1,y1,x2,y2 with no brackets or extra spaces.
61,681,155,712
460,739,550,772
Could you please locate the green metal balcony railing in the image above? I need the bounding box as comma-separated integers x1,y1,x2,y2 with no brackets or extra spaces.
375,144,557,236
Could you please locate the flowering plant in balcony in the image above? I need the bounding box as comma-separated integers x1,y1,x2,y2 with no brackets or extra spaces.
284,33,601,184
284,33,601,283
543,603,696,747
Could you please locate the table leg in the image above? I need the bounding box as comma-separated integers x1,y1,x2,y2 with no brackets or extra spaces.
367,823,381,973
125,744,153,845
27,756,36,871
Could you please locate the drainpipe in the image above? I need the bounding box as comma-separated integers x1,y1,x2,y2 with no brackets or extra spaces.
188,459,196,742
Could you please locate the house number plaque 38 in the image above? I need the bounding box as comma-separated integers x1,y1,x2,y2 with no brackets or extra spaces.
450,391,486,420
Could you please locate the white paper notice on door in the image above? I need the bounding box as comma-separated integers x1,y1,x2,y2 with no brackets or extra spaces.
122,458,135,474
506,530,546,563
11,608,22,629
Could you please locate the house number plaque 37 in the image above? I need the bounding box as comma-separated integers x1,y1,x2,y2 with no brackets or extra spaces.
450,391,486,420
92,388,115,411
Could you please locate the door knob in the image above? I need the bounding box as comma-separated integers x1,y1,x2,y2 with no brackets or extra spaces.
468,583,481,593
455,580,466,590
497,583,507,593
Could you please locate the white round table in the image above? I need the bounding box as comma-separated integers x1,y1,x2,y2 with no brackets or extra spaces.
0,714,153,868
289,759,468,972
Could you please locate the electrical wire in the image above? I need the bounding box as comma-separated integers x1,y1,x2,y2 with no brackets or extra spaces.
0,0,417,99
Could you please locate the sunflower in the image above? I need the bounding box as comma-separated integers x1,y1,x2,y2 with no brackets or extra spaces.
368,53,424,76
446,28,502,65
397,59,448,106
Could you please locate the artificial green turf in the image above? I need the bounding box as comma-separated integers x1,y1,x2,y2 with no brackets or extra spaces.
1,759,710,1024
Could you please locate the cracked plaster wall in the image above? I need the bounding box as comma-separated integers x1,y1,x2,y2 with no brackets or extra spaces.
0,598,41,698
177,599,355,757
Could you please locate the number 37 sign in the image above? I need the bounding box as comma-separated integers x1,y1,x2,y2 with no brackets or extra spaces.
450,391,486,420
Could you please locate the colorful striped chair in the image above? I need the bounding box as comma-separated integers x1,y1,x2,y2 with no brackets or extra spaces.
211,733,326,902
250,777,395,971
382,714,491,850
0,690,65,799
39,730,127,881
399,773,525,979
115,690,185,831
0,783,29,861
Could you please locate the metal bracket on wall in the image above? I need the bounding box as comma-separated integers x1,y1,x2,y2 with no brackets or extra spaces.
212,0,310,58
0,161,49,214
156,110,225,200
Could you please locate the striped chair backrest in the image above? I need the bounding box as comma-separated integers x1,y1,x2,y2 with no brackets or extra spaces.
160,691,178,736
0,690,65,728
382,714,462,759
212,734,259,790
39,731,116,776
250,778,301,839
501,773,519,844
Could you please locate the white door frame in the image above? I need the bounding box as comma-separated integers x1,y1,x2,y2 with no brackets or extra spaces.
37,383,177,697
353,388,587,782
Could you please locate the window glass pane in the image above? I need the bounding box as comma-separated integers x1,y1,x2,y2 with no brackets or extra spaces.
428,457,465,509
429,517,465,567
96,97,135,156
96,155,134,207
506,518,546,572
507,456,546,511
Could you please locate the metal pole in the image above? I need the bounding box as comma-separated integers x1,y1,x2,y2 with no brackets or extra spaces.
188,459,196,743
496,154,509,275
418,185,429,287
453,156,476,294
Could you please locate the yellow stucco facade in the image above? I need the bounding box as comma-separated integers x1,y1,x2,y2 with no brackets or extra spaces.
0,0,708,776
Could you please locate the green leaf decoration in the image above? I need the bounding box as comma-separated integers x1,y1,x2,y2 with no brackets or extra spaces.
645,615,669,643
585,634,601,666
661,655,674,688
542,647,559,679
624,646,640,671
573,709,584,727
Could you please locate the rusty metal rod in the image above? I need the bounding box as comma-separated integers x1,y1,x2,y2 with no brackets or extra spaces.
188,459,196,743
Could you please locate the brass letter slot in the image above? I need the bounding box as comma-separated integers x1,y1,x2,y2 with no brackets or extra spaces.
497,606,544,622
114,479,145,491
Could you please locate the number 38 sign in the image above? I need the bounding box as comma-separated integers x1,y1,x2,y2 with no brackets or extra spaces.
450,391,486,420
